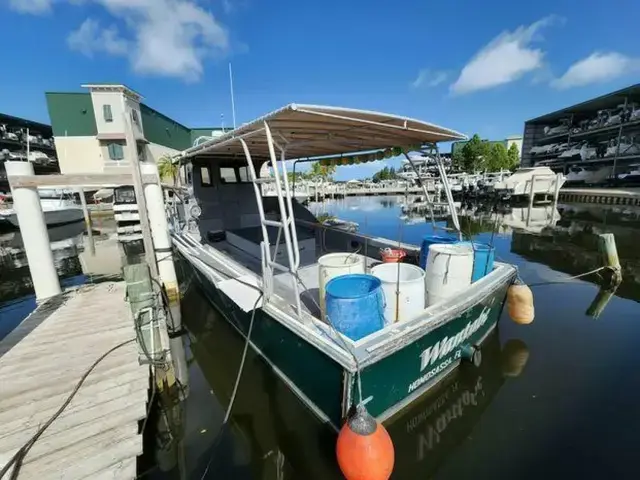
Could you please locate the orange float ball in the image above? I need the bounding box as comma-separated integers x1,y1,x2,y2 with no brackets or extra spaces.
336,405,395,480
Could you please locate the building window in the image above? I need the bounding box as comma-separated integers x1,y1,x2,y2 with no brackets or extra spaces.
107,142,124,160
131,110,140,126
137,142,146,162
200,166,211,186
220,167,237,184
103,104,113,122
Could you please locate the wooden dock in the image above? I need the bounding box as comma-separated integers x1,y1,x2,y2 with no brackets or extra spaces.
559,187,640,206
0,282,149,479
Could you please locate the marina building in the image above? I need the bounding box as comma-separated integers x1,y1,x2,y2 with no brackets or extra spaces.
0,112,59,190
521,83,640,179
45,84,223,174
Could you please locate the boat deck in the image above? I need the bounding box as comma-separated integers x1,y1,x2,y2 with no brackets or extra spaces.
0,282,149,479
208,232,380,318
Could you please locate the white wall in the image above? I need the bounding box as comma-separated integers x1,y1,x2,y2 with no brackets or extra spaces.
146,143,180,163
506,136,523,158
124,95,144,139
55,136,103,174
90,91,126,136
89,90,144,140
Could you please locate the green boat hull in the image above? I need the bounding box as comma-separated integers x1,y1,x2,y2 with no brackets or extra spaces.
176,252,512,428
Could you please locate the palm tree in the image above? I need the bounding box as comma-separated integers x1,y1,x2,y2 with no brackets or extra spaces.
157,155,179,185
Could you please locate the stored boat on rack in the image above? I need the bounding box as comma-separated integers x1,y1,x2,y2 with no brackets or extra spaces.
171,104,518,429
493,166,565,199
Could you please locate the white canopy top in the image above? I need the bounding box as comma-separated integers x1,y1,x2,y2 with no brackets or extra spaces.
180,104,466,162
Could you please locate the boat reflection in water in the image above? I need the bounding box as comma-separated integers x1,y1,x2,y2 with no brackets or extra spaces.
147,277,530,479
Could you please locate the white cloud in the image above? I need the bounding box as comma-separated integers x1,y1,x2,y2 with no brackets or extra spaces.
551,52,640,89
450,16,558,95
8,0,53,14
67,18,128,57
11,0,231,82
411,69,448,89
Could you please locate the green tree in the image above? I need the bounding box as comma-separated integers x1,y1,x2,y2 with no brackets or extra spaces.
507,143,520,169
309,161,336,180
157,155,179,185
371,165,398,182
460,134,490,172
486,143,509,172
451,149,464,170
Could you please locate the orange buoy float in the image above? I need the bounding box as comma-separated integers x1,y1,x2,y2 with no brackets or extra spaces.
507,280,535,325
336,405,394,480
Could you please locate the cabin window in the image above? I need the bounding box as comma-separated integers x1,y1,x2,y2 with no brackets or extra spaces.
103,105,113,123
238,166,250,182
200,166,212,186
107,142,124,160
220,167,237,184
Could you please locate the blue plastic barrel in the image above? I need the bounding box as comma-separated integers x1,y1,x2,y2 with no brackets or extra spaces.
324,274,385,341
419,235,457,269
468,242,495,281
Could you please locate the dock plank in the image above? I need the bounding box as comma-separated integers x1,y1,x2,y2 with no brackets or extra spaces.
0,282,149,479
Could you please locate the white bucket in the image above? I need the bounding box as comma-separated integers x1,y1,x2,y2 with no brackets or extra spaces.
425,243,473,306
318,253,366,319
371,263,426,324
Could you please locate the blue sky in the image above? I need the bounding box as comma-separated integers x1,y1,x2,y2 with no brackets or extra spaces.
1,0,639,180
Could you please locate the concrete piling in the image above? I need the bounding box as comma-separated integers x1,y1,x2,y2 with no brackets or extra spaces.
5,161,61,300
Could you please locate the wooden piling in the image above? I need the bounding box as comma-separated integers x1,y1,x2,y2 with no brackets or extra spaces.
597,233,622,287
586,286,618,319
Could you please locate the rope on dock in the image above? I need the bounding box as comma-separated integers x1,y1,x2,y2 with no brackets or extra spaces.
527,266,610,287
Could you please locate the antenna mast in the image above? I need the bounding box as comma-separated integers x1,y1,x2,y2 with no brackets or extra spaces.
229,62,237,130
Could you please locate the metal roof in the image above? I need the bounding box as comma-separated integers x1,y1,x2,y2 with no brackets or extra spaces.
527,83,640,124
180,104,466,162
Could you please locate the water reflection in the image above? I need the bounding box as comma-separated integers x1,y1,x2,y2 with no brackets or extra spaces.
0,218,140,341
0,221,86,303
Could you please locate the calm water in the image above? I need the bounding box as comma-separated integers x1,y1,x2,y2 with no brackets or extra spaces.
142,196,640,480
2,198,639,479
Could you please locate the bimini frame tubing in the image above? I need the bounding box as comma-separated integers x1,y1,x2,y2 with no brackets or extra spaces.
402,151,437,225
426,144,462,239
263,122,304,321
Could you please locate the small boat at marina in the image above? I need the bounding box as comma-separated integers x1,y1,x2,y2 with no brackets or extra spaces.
493,166,565,199
171,104,518,429
0,188,84,230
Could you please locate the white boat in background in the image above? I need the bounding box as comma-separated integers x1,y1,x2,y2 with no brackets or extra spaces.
493,166,565,198
618,164,640,183
565,165,613,186
478,170,511,192
0,188,84,230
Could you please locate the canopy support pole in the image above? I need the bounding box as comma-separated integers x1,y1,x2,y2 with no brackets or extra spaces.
427,144,462,239
402,152,437,227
